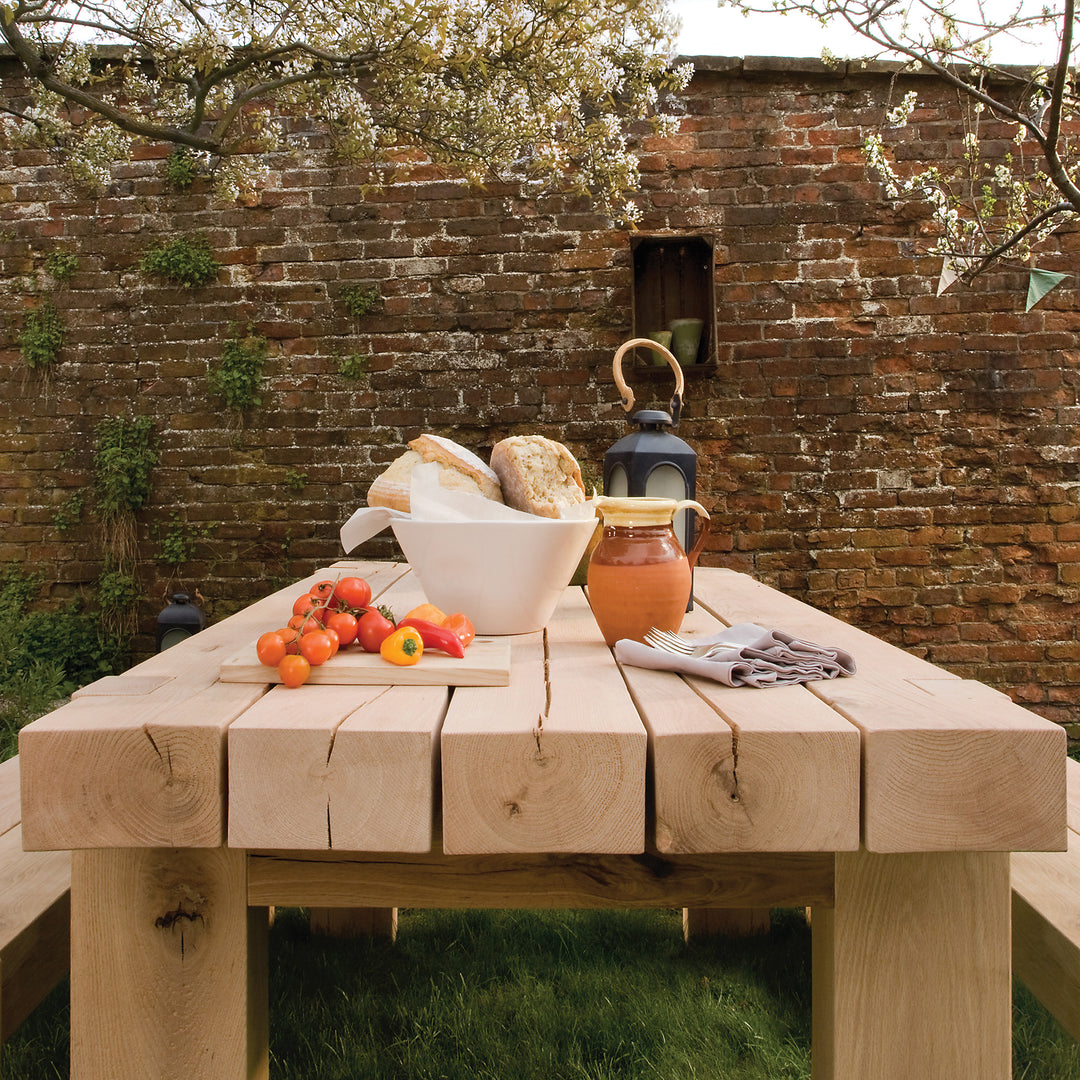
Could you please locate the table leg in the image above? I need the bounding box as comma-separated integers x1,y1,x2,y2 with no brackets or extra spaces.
310,906,398,939
682,907,771,939
811,849,1010,1080
70,847,268,1080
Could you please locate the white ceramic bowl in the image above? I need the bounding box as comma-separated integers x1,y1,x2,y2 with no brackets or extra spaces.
391,516,597,635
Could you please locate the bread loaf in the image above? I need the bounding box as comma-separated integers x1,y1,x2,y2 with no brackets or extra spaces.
489,435,586,518
367,434,503,512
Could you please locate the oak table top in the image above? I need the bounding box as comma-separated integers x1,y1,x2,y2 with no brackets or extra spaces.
19,563,1067,1080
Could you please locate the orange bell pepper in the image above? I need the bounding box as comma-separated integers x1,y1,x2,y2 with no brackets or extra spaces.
404,603,447,625
443,612,475,647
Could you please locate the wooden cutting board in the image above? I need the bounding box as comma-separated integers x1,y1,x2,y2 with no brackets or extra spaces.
219,636,511,687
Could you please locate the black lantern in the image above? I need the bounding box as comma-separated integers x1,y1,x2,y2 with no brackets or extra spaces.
604,410,698,553
604,339,698,554
156,592,206,651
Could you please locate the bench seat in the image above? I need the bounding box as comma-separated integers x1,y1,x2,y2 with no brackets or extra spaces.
0,756,71,1044
1012,755,1080,1042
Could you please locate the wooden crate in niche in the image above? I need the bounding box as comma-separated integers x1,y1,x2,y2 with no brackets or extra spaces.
630,234,716,370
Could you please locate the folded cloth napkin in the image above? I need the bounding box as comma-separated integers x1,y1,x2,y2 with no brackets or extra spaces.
614,623,856,688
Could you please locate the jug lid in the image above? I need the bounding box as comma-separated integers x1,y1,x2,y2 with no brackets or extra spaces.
594,495,708,527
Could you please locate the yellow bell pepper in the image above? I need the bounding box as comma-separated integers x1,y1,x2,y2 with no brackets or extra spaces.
380,625,424,666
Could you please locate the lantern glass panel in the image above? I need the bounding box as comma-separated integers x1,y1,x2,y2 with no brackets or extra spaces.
606,463,628,498
646,463,691,550
159,627,194,650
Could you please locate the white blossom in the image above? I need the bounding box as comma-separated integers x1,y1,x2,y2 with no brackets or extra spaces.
0,0,689,221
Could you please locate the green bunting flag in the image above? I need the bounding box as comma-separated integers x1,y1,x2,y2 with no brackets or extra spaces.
1026,267,1068,311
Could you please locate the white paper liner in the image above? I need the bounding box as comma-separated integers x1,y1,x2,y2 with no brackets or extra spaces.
340,462,594,553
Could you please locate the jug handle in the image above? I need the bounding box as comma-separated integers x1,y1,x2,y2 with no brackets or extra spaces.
612,338,686,427
675,500,711,568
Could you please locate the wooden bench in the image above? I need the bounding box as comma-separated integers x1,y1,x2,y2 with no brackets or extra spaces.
0,755,71,1055
1012,755,1080,1041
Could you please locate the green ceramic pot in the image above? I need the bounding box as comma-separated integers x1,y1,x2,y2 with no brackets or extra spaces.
669,317,704,365
646,330,672,365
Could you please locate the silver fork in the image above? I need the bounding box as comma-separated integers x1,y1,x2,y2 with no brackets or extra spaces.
644,627,723,658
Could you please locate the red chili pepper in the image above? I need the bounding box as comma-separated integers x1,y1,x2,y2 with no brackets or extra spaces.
396,618,466,658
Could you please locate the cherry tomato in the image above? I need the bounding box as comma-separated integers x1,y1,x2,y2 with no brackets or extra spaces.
356,608,396,652
276,627,301,654
278,654,311,688
332,576,372,611
292,594,326,621
323,627,340,657
443,613,475,647
299,629,334,666
309,580,336,602
256,631,287,666
325,610,358,648
287,613,309,632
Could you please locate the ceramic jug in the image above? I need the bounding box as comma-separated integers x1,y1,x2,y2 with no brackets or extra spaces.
587,496,710,646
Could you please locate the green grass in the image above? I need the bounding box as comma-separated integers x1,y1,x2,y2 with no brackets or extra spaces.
3,907,1079,1079
270,907,811,1080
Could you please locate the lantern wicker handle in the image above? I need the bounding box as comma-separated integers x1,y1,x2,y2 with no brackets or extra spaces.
612,338,686,426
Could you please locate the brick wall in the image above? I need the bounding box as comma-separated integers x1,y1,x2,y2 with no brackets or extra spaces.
2,54,1079,736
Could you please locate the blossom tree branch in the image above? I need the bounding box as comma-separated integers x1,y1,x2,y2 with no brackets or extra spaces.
721,0,1080,282
0,0,691,217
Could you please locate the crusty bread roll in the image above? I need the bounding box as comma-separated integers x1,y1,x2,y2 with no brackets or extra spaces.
367,434,503,512
409,434,502,501
489,435,586,518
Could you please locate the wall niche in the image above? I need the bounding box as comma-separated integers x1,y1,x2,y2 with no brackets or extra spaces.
630,234,716,371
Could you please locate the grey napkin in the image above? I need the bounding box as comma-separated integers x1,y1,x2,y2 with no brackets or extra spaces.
614,622,856,688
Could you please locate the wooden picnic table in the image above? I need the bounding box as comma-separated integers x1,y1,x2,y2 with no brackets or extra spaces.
18,562,1067,1080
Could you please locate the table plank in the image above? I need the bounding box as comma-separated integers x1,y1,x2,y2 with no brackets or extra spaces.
820,674,1066,853
19,563,407,850
20,680,264,851
693,568,949,680
227,571,459,853
228,682,447,852
0,757,20,837
1012,842,1080,1042
441,587,647,854
247,847,835,909
693,569,1067,854
617,604,860,854
0,824,71,1041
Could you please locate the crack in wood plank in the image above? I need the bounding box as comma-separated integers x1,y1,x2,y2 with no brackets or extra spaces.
534,627,551,759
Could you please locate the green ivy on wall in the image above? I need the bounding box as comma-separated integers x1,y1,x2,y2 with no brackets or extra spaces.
93,415,158,568
208,325,269,415
164,148,199,192
139,234,221,288
52,492,84,533
44,250,78,282
158,513,216,570
336,351,370,380
18,299,64,369
341,283,381,319
96,562,141,636
94,416,157,522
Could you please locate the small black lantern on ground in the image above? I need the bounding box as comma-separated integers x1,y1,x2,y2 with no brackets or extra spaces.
604,339,698,553
156,592,206,651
